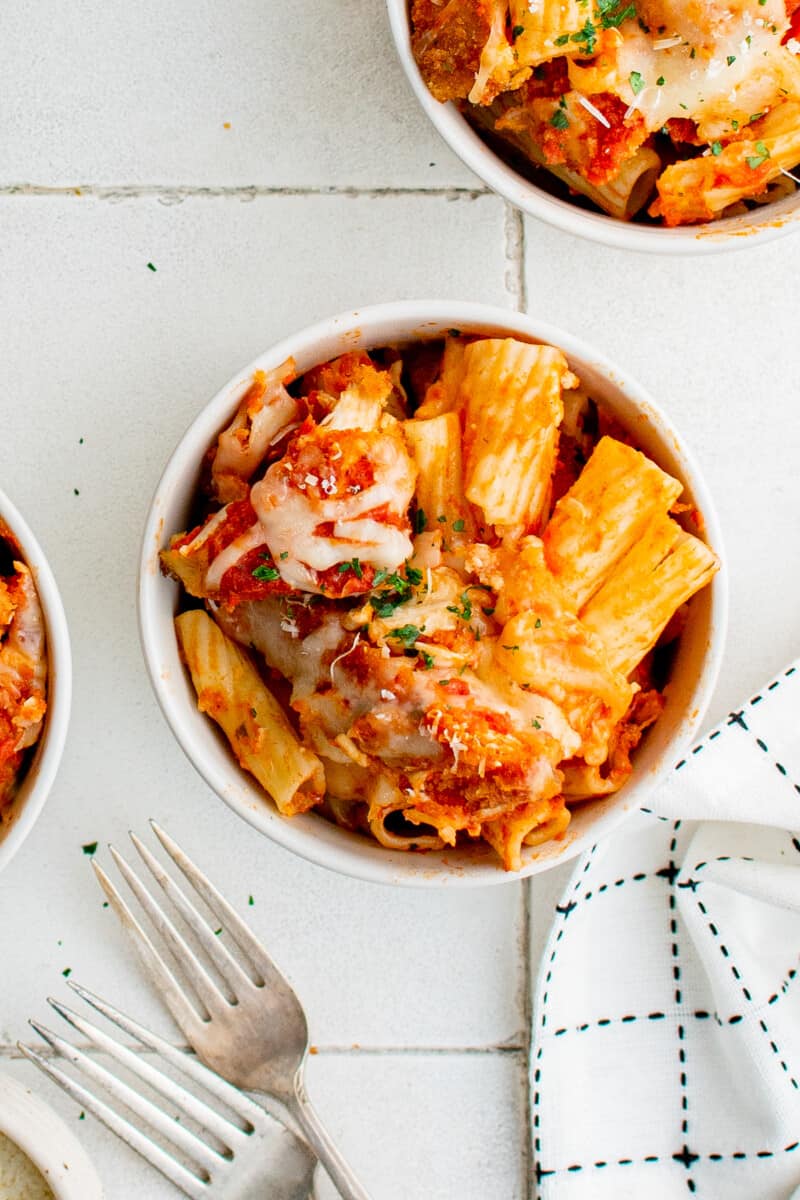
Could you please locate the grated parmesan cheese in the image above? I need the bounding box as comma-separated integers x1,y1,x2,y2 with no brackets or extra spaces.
575,94,611,128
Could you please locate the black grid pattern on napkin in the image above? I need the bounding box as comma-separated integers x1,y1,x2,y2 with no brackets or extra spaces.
532,662,800,1198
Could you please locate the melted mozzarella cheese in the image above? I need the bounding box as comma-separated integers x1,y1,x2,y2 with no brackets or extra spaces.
205,521,265,592
614,4,791,131
251,461,415,593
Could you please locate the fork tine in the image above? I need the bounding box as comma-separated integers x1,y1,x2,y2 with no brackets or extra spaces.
66,980,269,1129
92,859,206,1043
129,831,255,1001
47,997,249,1152
150,822,288,988
30,1018,225,1176
109,844,232,1020
18,1040,210,1200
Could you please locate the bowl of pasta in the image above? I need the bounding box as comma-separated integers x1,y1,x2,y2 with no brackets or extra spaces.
0,489,71,874
386,0,800,251
139,301,726,886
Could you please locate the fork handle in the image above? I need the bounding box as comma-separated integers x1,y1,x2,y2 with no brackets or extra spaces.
287,1079,372,1200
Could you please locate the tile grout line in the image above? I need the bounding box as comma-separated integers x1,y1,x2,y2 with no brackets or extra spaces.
0,1041,526,1059
0,183,490,201
505,197,533,1198
520,878,536,1200
503,202,527,312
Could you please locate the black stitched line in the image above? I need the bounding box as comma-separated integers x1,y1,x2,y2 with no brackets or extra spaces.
554,871,652,911
533,845,597,1179
666,822,697,1195
695,894,799,1091
667,679,800,798
536,1141,800,1180
728,709,749,730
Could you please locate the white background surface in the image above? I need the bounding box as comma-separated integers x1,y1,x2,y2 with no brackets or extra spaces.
0,2,798,1198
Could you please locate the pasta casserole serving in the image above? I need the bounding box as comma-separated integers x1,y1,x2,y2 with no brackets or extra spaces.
409,0,800,225
0,525,48,811
163,336,718,870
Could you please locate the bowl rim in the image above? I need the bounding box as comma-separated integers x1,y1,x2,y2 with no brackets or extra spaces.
0,488,72,875
0,1073,103,1199
384,0,800,255
138,300,728,888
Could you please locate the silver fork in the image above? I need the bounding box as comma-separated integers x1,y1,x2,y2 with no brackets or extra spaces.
93,822,371,1200
19,982,316,1199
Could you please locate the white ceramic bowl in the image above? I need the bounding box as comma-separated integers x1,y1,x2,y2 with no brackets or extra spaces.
139,301,727,887
385,0,800,254
0,490,72,875
0,1073,103,1199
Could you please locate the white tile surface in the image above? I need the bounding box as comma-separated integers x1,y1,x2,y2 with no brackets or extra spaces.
521,222,800,729
0,1,476,189
0,191,523,1053
0,1051,527,1200
1,4,799,1198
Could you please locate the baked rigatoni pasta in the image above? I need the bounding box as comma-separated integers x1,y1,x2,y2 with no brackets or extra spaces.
163,335,718,871
410,0,800,226
175,610,325,816
0,525,47,809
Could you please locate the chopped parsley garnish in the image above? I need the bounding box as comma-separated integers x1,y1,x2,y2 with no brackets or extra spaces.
531,719,542,729
482,605,495,616
746,140,770,168
252,563,280,581
447,594,473,621
419,650,435,669
370,566,422,617
248,895,254,906
511,23,525,39
280,550,289,559
570,18,597,54
710,141,722,155
503,644,520,651
82,841,98,856
147,262,157,272
629,70,645,94
554,32,570,45
414,508,427,534
597,0,636,30
437,514,447,523
391,624,424,647
726,55,736,65
656,75,665,86
447,584,492,623
62,967,72,978
452,518,465,532
535,617,543,629
550,108,570,130
337,557,363,578
448,328,461,337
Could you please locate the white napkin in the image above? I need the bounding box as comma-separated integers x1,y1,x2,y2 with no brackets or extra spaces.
532,661,800,1200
